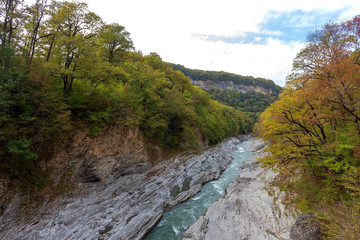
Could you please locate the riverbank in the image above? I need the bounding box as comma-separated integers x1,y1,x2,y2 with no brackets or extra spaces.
0,137,242,240
144,136,253,239
184,138,297,240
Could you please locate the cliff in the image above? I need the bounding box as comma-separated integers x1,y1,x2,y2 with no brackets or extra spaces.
43,126,150,184
190,79,275,95
0,126,153,225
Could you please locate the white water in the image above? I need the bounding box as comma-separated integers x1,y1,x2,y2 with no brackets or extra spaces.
144,142,252,240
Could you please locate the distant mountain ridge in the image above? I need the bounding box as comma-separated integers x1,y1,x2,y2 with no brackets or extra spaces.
170,64,282,95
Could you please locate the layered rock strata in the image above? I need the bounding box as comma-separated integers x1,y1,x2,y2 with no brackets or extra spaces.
190,79,275,95
0,137,242,240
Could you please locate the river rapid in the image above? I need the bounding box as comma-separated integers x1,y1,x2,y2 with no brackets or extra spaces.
145,141,251,240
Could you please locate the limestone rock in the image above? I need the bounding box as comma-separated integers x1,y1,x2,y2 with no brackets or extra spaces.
190,79,275,95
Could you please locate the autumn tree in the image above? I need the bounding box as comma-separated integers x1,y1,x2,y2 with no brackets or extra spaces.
258,15,360,239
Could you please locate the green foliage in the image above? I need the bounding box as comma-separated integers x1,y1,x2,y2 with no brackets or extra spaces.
206,88,279,126
207,89,278,113
320,201,360,240
3,139,38,178
98,23,134,63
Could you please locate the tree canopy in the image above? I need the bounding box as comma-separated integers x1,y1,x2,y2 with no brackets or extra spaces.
206,89,279,129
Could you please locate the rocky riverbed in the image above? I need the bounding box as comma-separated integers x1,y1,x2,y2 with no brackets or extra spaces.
183,138,297,240
0,137,242,240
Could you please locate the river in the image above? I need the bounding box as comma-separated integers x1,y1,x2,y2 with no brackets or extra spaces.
144,140,252,240
1,137,261,240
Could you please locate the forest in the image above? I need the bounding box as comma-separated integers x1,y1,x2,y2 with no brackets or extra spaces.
0,0,249,189
206,89,279,126
258,16,360,239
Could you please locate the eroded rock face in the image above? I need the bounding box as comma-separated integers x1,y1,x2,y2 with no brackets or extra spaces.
190,79,275,95
45,126,149,183
184,138,296,240
290,213,322,240
0,137,241,240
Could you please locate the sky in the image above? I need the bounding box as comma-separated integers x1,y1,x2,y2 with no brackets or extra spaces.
31,0,360,86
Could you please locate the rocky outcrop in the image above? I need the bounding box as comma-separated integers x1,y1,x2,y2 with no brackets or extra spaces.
0,125,151,236
44,126,150,184
183,138,296,240
0,137,241,240
290,213,322,240
190,79,275,95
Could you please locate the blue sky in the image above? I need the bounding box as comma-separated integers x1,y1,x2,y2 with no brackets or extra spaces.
197,9,348,45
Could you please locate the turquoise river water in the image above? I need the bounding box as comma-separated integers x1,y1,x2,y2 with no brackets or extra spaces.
144,141,252,240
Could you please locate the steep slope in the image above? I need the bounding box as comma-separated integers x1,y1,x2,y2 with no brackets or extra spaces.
258,16,360,239
0,0,250,221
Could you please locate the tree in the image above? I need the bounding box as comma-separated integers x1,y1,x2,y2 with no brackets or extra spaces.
98,23,133,64
0,0,26,45
46,1,102,93
23,0,48,59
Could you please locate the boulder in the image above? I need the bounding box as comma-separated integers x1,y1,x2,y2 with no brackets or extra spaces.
290,213,321,240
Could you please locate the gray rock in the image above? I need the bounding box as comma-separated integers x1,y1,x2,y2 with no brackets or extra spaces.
183,216,209,240
190,79,275,95
36,126,151,185
290,213,321,240
184,138,296,240
0,137,242,240
0,176,9,199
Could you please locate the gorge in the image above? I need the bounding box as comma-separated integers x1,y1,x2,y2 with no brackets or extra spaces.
0,137,297,240
3,1,358,239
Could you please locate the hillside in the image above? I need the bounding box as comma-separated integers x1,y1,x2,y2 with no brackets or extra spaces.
0,1,249,191
258,16,360,239
171,64,281,127
171,64,282,94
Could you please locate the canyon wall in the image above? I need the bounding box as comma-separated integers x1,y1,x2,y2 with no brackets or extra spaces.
190,79,275,95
